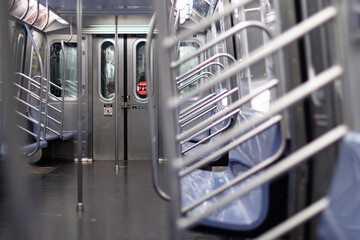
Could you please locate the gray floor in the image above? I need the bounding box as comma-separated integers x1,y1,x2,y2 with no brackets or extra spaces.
1,160,225,240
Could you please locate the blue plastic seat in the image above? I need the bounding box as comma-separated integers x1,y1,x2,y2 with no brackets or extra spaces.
181,110,281,231
317,131,360,240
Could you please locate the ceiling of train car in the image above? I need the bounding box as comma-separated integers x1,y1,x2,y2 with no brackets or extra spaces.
39,0,154,15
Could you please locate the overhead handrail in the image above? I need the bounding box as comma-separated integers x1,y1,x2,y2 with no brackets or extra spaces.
168,6,338,108
30,0,39,26
177,79,279,142
178,125,348,229
176,53,235,84
177,65,342,170
171,21,273,69
146,12,171,201
24,24,45,156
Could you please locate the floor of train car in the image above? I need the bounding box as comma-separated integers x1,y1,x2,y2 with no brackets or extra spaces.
0,160,227,240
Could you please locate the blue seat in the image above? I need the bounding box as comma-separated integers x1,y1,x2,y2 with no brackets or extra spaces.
181,110,281,231
317,131,360,240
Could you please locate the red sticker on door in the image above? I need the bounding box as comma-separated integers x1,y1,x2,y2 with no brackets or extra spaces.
136,82,147,95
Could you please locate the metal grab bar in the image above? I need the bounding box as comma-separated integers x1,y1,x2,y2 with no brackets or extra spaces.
177,65,342,169
179,88,238,125
30,0,39,26
180,108,238,146
182,116,286,210
178,73,213,91
169,6,338,108
66,21,74,43
146,12,171,201
180,115,282,177
180,106,217,129
181,110,236,154
180,91,216,116
257,197,329,240
177,62,225,86
179,88,232,120
178,125,348,229
165,0,256,48
176,53,234,84
60,40,66,139
171,21,273,69
176,79,278,142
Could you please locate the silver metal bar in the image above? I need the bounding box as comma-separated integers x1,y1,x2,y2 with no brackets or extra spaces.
178,125,348,229
176,79,278,142
115,15,120,169
180,106,217,129
14,96,40,111
176,62,225,86
179,89,231,120
30,0,39,26
14,72,41,88
146,12,171,201
178,73,212,91
173,8,180,35
60,40,66,139
76,0,84,212
181,112,235,155
66,21,74,43
180,108,239,146
16,111,39,125
179,88,238,125
180,91,216,116
171,21,273,69
182,116,286,212
165,0,256,48
176,53,233,83
24,24,44,156
17,124,38,139
180,115,282,177
32,75,64,90
169,6,338,109
257,198,329,240
177,65,343,170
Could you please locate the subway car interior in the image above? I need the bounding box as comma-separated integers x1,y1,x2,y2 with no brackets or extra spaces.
1,0,360,239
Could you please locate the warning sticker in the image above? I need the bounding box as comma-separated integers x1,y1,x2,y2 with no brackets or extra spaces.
136,82,147,95
104,104,113,116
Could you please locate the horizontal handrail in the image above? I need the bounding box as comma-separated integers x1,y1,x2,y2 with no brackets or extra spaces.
180,108,239,145
178,73,213,91
178,125,348,229
180,91,216,116
177,62,225,87
176,53,233,84
179,115,282,177
182,116,286,211
257,197,329,240
176,79,279,142
177,65,343,170
33,75,63,91
180,106,217,129
180,88,238,124
168,6,338,108
171,21,273,69
17,125,39,140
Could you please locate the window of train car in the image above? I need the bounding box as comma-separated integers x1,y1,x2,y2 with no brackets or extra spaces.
134,40,148,101
49,42,78,98
177,41,201,96
99,40,115,101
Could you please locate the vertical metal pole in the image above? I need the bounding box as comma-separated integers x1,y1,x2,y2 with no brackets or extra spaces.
155,0,182,239
115,16,119,169
76,0,84,211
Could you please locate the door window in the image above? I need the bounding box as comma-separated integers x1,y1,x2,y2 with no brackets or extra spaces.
99,41,115,101
134,41,147,101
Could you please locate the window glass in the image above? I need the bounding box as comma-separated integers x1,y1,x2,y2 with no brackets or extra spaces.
177,41,201,94
100,41,115,100
135,41,147,100
50,42,77,98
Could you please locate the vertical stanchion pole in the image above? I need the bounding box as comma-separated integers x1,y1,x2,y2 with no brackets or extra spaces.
115,16,120,170
76,0,84,212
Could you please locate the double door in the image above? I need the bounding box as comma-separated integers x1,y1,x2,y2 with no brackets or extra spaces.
92,35,153,161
